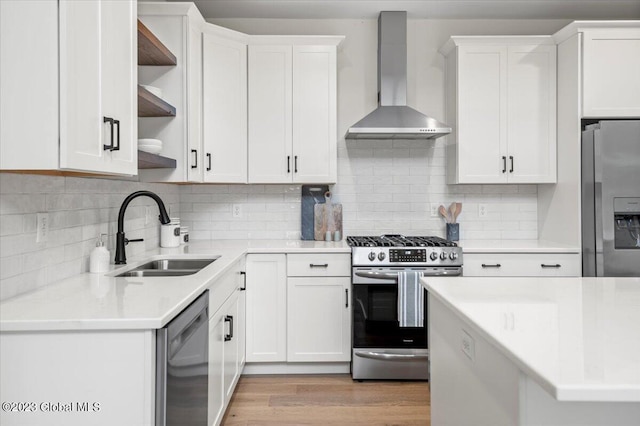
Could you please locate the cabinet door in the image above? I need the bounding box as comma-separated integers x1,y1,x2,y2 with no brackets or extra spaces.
203,32,247,183
457,45,508,183
208,308,225,426
507,45,556,183
245,254,287,362
248,45,293,183
222,291,240,405
187,21,204,182
583,29,640,117
292,45,337,183
287,277,351,362
59,0,137,175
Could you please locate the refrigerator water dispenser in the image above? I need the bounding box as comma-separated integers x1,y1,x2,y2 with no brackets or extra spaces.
614,198,640,249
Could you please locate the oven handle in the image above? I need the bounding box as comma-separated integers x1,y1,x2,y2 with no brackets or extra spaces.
354,269,460,279
354,351,429,361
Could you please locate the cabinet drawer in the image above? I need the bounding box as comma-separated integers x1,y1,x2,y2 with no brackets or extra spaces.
287,253,350,277
463,253,580,277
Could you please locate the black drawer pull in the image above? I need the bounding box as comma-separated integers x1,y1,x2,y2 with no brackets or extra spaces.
481,263,501,268
224,315,233,341
345,289,349,308
309,263,329,268
541,264,561,268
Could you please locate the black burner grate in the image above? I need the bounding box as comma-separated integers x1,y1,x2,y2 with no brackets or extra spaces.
346,235,457,248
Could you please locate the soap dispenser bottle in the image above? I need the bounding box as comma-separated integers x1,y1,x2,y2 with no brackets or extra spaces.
90,234,110,273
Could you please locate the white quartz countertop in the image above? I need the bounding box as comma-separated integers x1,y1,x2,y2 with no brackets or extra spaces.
458,239,580,253
0,240,349,332
423,276,640,402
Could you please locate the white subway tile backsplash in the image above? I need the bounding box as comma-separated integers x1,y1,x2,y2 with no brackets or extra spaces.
0,173,179,301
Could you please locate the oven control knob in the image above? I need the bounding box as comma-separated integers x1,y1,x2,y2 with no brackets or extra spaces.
368,251,376,261
449,252,458,260
440,252,447,261
429,252,438,261
378,252,386,261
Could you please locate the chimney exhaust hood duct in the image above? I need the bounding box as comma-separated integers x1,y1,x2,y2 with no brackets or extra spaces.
346,11,451,140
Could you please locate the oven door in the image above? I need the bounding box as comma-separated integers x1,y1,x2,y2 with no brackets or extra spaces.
352,268,428,349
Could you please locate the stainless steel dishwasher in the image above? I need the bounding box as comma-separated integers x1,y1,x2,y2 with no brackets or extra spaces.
156,291,209,426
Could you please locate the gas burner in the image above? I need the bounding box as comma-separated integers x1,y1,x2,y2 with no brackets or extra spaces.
347,234,458,248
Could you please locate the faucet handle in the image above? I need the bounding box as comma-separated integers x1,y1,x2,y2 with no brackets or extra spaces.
125,238,144,245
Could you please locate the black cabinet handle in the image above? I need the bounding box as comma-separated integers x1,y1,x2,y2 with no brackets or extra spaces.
103,117,114,151
224,315,233,341
191,149,198,169
309,263,329,268
112,119,121,151
481,263,502,268
502,156,506,173
206,153,212,171
345,289,349,308
541,264,561,268
239,271,246,291
294,155,298,173
287,155,291,173
509,156,514,173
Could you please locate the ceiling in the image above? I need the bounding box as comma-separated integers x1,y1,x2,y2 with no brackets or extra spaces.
175,0,640,20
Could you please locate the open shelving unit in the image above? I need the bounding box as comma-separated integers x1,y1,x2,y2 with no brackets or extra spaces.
137,19,177,169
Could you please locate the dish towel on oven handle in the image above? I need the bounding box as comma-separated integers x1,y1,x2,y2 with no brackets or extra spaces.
397,271,424,327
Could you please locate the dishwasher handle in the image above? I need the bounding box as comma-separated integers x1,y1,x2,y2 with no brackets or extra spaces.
169,308,208,359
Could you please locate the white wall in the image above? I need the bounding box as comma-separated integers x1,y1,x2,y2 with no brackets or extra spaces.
0,174,179,300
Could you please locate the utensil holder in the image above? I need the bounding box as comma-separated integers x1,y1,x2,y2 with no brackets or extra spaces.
446,223,460,241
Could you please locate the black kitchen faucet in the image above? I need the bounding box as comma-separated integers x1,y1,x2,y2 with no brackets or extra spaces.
114,191,171,265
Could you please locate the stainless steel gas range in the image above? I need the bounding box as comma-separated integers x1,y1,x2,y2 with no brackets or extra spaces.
347,235,463,380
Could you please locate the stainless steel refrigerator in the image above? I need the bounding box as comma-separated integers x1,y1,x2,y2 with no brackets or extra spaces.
582,120,640,277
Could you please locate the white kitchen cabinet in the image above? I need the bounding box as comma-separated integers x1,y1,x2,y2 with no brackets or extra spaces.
208,257,246,426
287,276,351,362
581,29,640,117
245,252,351,364
138,3,205,183
245,254,287,362
463,253,581,277
286,253,351,362
247,38,342,184
0,0,137,175
202,26,248,183
441,37,556,184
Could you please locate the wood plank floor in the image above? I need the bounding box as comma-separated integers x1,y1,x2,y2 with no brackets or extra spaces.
221,375,430,425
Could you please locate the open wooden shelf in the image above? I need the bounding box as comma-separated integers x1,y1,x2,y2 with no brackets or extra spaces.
138,150,177,169
138,20,177,65
138,85,176,117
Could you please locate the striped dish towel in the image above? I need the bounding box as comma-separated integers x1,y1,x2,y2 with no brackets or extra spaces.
397,271,425,327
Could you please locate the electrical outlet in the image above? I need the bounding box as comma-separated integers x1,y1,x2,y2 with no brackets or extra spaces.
461,329,475,361
430,204,439,217
36,212,49,243
232,204,243,218
478,204,488,218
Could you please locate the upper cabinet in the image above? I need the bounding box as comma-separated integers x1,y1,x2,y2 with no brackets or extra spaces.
202,25,249,183
0,0,137,175
137,3,205,183
553,24,640,118
441,37,557,184
248,38,342,184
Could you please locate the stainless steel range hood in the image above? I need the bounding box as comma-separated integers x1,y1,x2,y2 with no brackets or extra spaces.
346,11,451,140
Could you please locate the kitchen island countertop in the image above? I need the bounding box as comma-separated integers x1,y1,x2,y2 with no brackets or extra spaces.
422,276,640,402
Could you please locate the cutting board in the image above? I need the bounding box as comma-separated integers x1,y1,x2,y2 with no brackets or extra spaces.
301,185,329,240
314,203,343,241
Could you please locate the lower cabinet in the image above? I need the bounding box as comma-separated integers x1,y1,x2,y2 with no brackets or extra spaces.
463,253,581,277
245,252,351,364
208,258,246,426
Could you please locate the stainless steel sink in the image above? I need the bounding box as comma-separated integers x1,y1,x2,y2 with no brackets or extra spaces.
115,257,219,278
